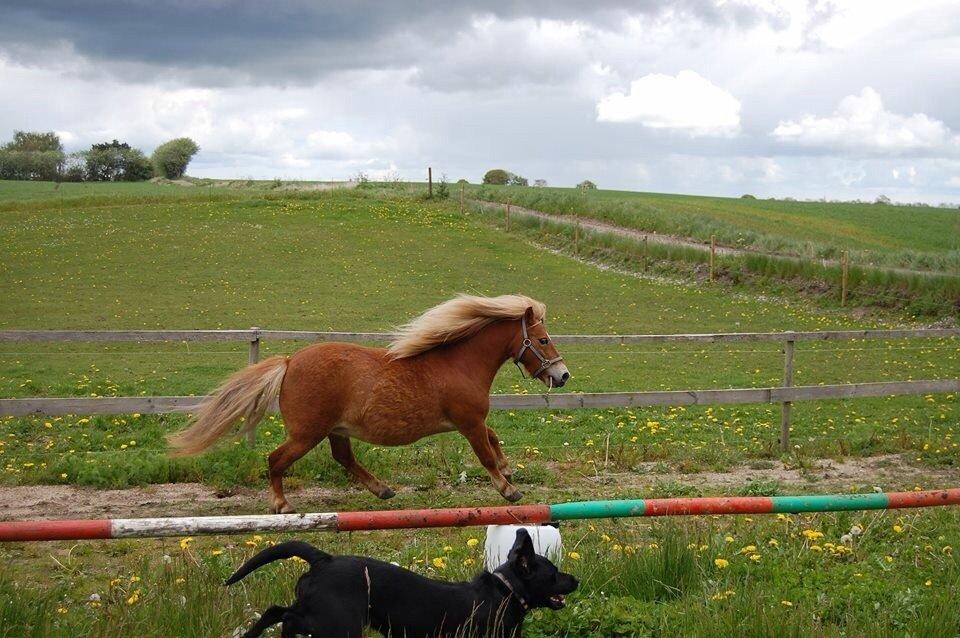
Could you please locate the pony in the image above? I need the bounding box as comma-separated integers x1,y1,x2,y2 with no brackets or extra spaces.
168,294,569,513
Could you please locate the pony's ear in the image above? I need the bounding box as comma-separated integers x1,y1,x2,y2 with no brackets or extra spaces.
523,306,536,322
508,529,536,575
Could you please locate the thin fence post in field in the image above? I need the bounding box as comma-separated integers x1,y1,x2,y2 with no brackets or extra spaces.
574,220,580,255
428,167,433,199
459,183,464,214
709,235,716,281
841,251,849,306
643,236,648,270
780,339,795,452
246,327,261,448
505,203,511,231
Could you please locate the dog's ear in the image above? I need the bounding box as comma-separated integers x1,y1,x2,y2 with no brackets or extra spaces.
508,529,536,575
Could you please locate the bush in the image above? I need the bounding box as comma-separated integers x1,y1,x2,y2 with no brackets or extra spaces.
509,174,528,186
534,179,547,187
577,180,597,190
84,140,153,181
0,131,64,181
151,137,199,179
483,169,510,185
741,193,756,199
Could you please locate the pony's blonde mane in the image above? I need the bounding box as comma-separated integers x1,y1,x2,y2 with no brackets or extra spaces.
388,294,546,359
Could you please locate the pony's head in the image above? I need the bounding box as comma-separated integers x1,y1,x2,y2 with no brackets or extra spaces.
513,305,569,388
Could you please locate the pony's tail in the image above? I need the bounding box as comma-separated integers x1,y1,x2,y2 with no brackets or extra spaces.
167,356,288,456
224,541,331,585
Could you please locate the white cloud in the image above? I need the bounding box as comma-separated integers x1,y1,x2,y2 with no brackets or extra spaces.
596,70,741,136
772,87,956,154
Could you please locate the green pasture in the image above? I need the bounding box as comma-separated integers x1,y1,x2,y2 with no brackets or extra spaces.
469,184,960,274
1,181,959,636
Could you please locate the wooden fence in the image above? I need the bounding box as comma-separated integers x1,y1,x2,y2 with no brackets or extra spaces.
1,328,958,451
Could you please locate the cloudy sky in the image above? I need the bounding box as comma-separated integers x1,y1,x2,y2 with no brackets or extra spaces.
2,0,959,202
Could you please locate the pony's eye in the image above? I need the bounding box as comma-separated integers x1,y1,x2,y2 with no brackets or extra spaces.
539,338,549,345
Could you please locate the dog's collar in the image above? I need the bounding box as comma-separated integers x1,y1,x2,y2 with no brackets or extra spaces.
492,571,529,611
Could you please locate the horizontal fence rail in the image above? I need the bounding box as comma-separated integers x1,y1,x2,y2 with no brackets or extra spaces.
3,488,959,542
2,328,959,343
2,380,958,417
2,327,956,451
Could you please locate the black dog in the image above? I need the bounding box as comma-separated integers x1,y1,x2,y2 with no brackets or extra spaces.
226,529,578,637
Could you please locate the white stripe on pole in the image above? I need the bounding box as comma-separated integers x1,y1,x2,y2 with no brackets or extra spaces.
111,512,339,538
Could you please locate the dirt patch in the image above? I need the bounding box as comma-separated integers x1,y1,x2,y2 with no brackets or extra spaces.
582,454,959,492
3,455,955,521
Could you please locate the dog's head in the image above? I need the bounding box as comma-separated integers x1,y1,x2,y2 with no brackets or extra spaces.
500,529,578,610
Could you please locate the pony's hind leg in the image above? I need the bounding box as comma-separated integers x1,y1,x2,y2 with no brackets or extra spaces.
486,426,512,478
329,434,395,499
267,435,323,514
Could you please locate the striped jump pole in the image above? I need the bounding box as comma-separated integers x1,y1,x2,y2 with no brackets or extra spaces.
2,488,959,543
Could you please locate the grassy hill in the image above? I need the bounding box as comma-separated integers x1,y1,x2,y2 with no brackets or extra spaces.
1,181,958,636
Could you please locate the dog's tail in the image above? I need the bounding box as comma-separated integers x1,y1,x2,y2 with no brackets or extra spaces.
167,355,288,456
225,541,331,586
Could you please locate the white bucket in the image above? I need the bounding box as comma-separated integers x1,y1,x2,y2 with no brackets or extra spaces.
483,524,563,572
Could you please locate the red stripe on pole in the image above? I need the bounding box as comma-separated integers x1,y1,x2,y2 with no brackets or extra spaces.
0,519,113,542
887,488,960,509
642,496,775,516
337,505,551,532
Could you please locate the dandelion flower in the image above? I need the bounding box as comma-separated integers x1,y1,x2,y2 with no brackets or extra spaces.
714,558,729,569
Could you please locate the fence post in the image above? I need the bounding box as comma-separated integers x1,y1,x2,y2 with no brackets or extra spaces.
428,167,433,199
574,220,580,255
779,338,795,452
246,327,261,448
459,182,464,214
505,203,511,230
709,235,716,282
841,251,849,306
643,236,648,270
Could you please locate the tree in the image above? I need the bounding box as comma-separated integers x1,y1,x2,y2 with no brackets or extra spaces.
483,169,510,185
533,179,547,187
151,137,199,179
0,130,65,181
577,180,597,191
508,174,528,186
875,194,891,205
84,140,153,181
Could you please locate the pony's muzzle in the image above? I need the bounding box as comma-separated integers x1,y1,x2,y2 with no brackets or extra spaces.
544,363,570,388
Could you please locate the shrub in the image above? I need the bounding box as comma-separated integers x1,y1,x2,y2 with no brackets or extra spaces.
741,193,756,199
0,131,64,181
434,174,450,199
483,169,510,185
151,137,199,179
84,140,153,181
508,174,528,186
534,179,547,187
577,180,597,190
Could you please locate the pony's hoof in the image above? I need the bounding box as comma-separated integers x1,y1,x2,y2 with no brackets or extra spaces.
271,503,296,514
503,488,523,503
378,487,396,500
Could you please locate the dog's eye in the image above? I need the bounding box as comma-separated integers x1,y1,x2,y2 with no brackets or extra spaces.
539,338,549,345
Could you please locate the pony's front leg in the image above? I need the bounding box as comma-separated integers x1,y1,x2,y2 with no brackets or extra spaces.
460,422,522,502
486,426,512,478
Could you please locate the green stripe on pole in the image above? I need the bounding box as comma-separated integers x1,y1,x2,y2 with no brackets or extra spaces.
550,499,646,520
771,493,889,513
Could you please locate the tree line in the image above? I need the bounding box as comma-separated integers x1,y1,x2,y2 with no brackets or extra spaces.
0,131,199,182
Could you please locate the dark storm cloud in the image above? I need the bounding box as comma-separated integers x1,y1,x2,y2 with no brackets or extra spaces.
0,0,788,86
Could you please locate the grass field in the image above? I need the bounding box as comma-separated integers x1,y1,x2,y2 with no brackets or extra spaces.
467,185,960,318
468,185,960,272
1,180,959,636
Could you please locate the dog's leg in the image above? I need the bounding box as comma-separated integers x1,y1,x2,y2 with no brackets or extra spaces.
460,421,522,502
329,434,396,499
241,605,289,638
267,436,322,514
486,426,512,478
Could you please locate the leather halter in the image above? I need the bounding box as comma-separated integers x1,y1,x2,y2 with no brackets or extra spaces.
513,316,563,380
492,570,529,610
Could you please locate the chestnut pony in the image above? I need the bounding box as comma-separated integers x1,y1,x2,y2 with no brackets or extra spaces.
168,294,569,513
